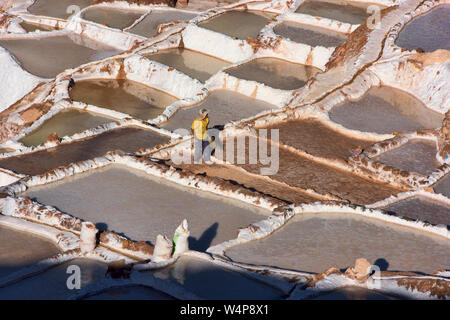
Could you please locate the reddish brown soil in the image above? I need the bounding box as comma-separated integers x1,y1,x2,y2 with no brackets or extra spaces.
262,118,375,160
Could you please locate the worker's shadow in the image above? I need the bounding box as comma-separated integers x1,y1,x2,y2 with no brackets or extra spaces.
188,222,218,252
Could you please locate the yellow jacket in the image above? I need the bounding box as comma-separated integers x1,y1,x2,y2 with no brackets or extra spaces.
191,117,209,140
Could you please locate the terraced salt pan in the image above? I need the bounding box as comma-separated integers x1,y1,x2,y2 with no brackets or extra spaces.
24,165,269,251
0,34,119,78
20,22,57,33
144,48,230,82
383,196,450,226
374,139,439,176
226,58,320,90
82,7,144,30
273,21,347,47
198,10,276,40
150,255,283,299
70,79,178,120
85,285,174,300
0,127,168,176
19,109,112,147
395,5,450,52
0,259,108,299
27,0,93,19
434,174,449,197
226,213,450,274
329,87,444,134
129,10,198,38
0,225,60,279
262,118,375,160
163,90,275,132
295,0,369,25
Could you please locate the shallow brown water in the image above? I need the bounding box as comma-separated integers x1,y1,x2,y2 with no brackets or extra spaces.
295,0,369,25
82,7,144,30
226,58,320,90
434,174,449,197
70,79,178,120
20,22,56,33
28,0,93,19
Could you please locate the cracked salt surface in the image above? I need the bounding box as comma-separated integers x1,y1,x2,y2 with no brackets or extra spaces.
0,225,60,279
24,165,269,250
226,213,450,274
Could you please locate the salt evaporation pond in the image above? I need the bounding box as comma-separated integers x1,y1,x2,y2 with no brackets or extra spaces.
395,5,450,52
0,225,60,279
310,286,403,300
226,213,450,274
383,196,450,226
70,79,178,120
0,34,118,78
295,0,369,25
198,10,276,39
144,48,230,82
273,21,347,47
375,139,439,176
0,259,107,299
329,87,444,134
82,7,144,30
28,0,93,19
24,165,269,251
226,58,320,90
85,285,174,300
434,174,449,197
163,90,275,132
20,22,56,33
20,109,112,147
150,256,284,299
0,127,168,176
129,10,198,38
262,118,374,160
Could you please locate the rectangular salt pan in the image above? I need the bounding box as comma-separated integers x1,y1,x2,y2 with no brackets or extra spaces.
295,0,369,25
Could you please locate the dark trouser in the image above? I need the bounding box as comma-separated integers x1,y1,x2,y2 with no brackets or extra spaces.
194,138,211,163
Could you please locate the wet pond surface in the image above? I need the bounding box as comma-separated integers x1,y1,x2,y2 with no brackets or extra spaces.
24,165,269,251
198,10,276,39
0,127,168,176
20,22,57,33
295,0,370,25
395,5,450,52
144,48,230,82
0,225,60,279
70,79,178,120
82,7,144,30
85,285,174,300
20,109,112,147
329,87,444,134
226,213,450,274
273,21,347,47
129,10,198,38
226,58,320,90
163,90,275,132
0,34,119,78
309,286,404,300
434,174,450,197
28,0,93,19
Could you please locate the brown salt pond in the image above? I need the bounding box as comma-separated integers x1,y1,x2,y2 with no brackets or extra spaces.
70,79,178,120
374,139,439,176
198,10,276,39
128,9,198,38
395,5,450,52
24,165,269,251
27,0,93,19
85,285,175,300
226,213,450,274
295,0,369,25
261,118,375,160
19,109,112,147
0,127,169,176
0,34,119,78
273,21,347,47
82,7,144,30
225,58,320,90
383,196,450,226
163,90,275,132
329,87,444,134
150,255,284,299
434,174,449,197
309,286,404,300
0,259,108,299
144,48,230,82
20,22,57,33
0,225,60,279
